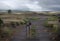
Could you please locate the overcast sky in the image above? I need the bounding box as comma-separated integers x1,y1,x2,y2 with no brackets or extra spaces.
0,0,60,11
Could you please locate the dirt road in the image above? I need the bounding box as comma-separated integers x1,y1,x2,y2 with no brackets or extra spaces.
11,15,52,41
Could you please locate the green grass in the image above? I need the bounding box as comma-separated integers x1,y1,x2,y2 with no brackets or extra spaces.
44,20,48,27
20,21,26,25
30,17,39,20
20,17,39,25
31,26,36,38
0,27,13,41
44,16,58,28
44,20,59,33
52,24,58,33
23,18,29,23
20,18,29,25
48,16,58,21
44,16,59,33
3,27,12,36
43,20,52,28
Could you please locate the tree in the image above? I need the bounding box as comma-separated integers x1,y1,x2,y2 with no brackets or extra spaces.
8,9,12,14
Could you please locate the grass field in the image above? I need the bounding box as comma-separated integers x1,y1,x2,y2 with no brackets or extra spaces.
0,11,60,41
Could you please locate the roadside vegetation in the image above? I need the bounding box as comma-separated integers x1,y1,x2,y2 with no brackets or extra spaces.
44,16,58,28
48,16,58,21
44,16,60,41
20,17,39,25
0,18,13,41
30,17,39,20
30,25,36,38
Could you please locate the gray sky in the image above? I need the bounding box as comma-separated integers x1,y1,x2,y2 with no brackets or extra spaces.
0,0,60,11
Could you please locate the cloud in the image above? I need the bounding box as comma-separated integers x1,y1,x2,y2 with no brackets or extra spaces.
25,1,42,11
38,0,60,11
0,0,60,11
0,0,42,11
0,0,30,10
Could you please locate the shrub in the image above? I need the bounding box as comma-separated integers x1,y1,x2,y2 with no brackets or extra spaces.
30,17,39,20
44,20,49,27
1,32,9,38
23,18,29,24
0,18,3,27
0,27,12,41
31,26,36,38
10,22,16,28
15,22,19,26
20,20,26,25
52,24,58,33
3,27,12,37
48,16,58,21
20,18,29,25
0,18,4,35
